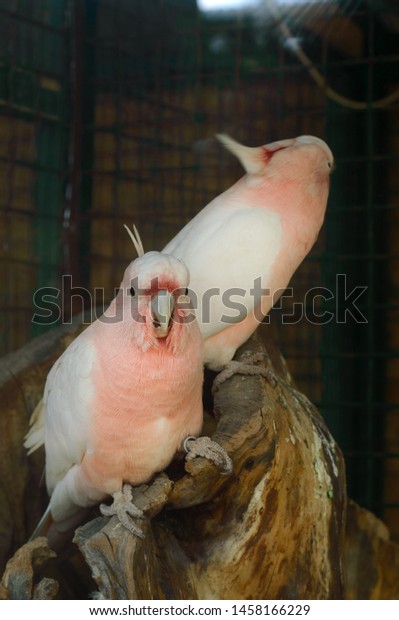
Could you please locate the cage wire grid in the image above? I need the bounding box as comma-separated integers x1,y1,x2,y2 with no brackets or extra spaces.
0,0,399,540
0,0,70,349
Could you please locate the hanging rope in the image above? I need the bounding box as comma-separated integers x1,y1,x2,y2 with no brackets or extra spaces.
267,0,399,110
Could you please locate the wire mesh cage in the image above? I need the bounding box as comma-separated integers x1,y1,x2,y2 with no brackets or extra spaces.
0,0,399,545
0,0,70,349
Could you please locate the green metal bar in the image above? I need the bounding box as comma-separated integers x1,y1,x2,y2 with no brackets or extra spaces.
31,1,70,338
364,0,376,510
78,0,97,290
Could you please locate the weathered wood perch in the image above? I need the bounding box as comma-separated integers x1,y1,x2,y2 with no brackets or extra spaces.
1,319,399,599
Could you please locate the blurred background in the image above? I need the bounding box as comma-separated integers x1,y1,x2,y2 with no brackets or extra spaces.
0,0,398,539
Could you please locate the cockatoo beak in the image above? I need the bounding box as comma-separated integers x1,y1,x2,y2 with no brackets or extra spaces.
151,290,175,338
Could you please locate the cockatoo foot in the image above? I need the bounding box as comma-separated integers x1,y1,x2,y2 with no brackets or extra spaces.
184,436,233,475
100,484,145,539
212,352,277,394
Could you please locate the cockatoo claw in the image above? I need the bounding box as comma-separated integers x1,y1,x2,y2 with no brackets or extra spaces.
212,353,278,394
100,484,146,539
184,436,233,476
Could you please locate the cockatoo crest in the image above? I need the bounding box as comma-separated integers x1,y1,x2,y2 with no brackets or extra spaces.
124,223,145,258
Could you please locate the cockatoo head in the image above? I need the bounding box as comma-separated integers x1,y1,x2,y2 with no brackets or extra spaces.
216,133,333,229
122,250,191,336
107,231,196,352
261,135,334,188
217,133,333,176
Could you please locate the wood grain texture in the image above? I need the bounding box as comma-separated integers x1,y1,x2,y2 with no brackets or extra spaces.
0,316,88,572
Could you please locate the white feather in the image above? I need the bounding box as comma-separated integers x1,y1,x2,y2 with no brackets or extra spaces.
24,399,45,455
217,133,265,174
124,223,145,257
43,332,95,494
164,200,282,340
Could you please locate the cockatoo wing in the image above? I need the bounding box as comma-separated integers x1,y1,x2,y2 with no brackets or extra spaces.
43,328,95,494
164,201,282,340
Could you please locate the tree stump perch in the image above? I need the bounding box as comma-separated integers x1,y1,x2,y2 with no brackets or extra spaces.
0,320,398,599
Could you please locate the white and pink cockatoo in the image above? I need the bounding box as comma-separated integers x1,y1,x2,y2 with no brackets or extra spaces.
163,134,333,372
25,227,232,543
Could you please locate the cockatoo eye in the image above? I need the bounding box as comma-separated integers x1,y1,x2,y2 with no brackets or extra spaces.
129,286,136,297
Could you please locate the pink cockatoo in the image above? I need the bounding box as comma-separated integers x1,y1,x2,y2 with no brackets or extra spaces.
25,227,232,542
163,134,333,371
